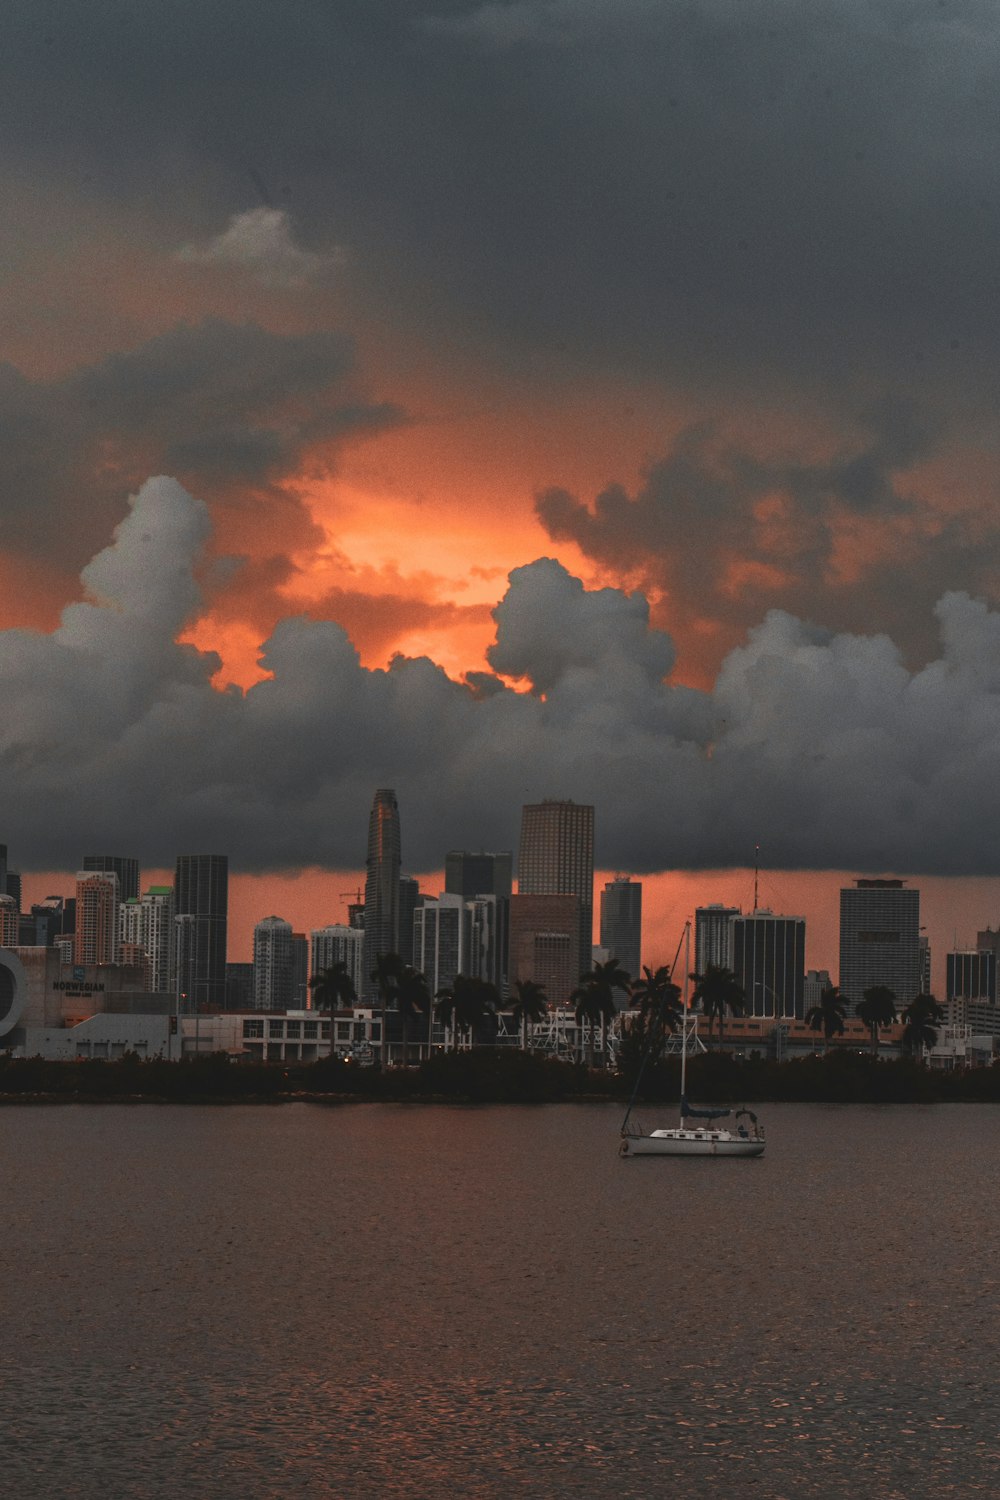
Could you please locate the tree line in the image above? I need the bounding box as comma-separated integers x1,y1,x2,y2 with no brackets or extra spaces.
311,953,949,1066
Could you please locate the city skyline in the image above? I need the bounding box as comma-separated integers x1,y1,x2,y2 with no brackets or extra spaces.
14,846,1000,1007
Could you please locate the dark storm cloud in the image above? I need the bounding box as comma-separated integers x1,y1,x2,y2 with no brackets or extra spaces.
7,477,1000,878
536,405,1000,673
0,319,401,570
2,1,999,406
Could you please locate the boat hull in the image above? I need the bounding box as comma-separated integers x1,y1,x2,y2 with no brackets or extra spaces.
621,1129,765,1158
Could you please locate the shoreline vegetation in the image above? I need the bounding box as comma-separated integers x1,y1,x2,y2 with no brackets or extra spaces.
3,1049,1000,1106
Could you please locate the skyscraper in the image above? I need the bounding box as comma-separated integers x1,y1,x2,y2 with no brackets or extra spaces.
0,894,18,947
83,854,140,904
121,885,176,992
174,855,228,1011
74,871,120,965
445,851,513,902
731,910,806,1019
253,916,295,1011
310,924,365,998
508,893,580,1007
518,801,594,980
445,851,512,990
599,877,642,980
839,878,921,1011
363,789,401,999
397,876,422,968
695,904,741,975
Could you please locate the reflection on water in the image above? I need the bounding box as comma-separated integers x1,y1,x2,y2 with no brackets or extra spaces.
2,1102,999,1497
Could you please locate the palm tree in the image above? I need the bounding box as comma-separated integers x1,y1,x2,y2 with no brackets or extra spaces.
901,993,944,1058
630,965,683,1031
805,984,848,1054
397,964,431,1063
690,963,746,1050
308,961,357,1014
509,979,548,1051
434,974,500,1050
856,985,898,1057
371,951,403,1069
576,958,632,1064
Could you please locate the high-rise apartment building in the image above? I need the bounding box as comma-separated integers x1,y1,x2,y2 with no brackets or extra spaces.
74,871,120,965
0,894,18,947
121,885,176,991
599,877,642,980
174,854,228,1011
363,789,401,999
413,892,502,995
310,925,365,998
518,801,594,981
253,916,295,1011
83,855,140,905
839,878,921,1011
695,905,741,975
731,910,806,1019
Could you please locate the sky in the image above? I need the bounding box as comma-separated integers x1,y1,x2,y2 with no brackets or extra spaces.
6,0,1000,974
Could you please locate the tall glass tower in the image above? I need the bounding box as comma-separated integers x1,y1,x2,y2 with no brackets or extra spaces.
363,789,401,999
174,854,228,1011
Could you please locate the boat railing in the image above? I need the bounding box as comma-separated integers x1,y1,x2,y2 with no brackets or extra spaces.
621,1119,645,1139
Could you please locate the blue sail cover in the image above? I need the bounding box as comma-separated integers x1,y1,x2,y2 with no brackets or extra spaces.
680,1095,731,1121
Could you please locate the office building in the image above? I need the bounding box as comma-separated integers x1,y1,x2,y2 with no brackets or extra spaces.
947,951,996,1004
83,855,140,905
253,916,295,1011
518,801,594,981
174,854,228,1011
446,851,512,990
804,969,833,1013
508,892,580,1007
363,789,401,998
225,962,254,1010
599,878,642,980
397,876,422,968
731,910,805,1019
445,851,513,902
74,871,119,966
310,925,365,998
695,905,740,975
839,878,921,1011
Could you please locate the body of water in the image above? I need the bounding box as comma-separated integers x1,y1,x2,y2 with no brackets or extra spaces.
2,1101,997,1497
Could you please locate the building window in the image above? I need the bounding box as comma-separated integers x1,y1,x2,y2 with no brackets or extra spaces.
268,1020,284,1038
320,1023,330,1039
303,1022,317,1039
285,1021,301,1039
243,1019,264,1039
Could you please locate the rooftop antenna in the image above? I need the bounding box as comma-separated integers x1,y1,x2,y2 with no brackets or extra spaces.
753,843,760,913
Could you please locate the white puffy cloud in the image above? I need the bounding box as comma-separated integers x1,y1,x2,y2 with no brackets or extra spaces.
5,476,1000,877
178,209,345,288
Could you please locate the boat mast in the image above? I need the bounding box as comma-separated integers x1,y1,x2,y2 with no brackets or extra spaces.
679,919,690,1128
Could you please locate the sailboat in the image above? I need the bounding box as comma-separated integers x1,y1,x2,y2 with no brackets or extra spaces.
619,923,766,1159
